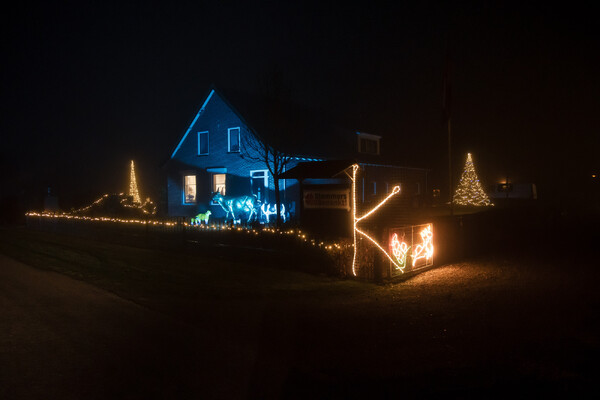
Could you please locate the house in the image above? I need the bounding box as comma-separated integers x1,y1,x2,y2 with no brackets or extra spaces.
166,86,430,234
489,182,538,200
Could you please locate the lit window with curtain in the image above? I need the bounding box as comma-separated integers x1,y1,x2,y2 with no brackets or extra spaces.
213,174,226,195
183,175,196,204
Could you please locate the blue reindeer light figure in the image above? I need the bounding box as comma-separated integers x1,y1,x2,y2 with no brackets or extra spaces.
211,192,258,224
260,203,286,224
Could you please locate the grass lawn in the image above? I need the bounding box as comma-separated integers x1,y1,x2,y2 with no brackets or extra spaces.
0,227,368,315
1,226,599,397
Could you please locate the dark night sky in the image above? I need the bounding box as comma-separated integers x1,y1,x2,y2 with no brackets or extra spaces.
2,1,599,209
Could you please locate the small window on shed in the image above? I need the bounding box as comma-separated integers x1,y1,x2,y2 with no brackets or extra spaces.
357,132,381,155
361,138,378,154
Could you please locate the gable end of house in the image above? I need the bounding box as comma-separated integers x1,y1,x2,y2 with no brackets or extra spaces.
170,88,216,159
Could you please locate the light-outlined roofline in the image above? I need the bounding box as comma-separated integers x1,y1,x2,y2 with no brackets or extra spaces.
169,85,269,160
209,86,268,145
169,88,215,159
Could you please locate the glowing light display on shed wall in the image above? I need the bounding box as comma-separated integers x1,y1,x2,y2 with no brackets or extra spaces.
388,224,434,274
349,164,435,277
351,164,403,275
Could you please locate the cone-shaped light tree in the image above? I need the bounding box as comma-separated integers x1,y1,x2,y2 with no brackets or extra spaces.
129,160,142,204
453,153,493,206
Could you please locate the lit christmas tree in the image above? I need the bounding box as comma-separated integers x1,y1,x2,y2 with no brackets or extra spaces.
129,160,142,204
453,153,493,206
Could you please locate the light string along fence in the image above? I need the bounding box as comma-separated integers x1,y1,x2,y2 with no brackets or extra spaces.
26,162,435,278
25,211,351,256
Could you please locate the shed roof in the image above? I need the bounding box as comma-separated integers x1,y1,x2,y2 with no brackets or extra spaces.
280,160,431,181
280,160,356,180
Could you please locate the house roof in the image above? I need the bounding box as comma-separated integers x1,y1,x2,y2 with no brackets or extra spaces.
216,87,344,156
214,86,389,162
168,85,411,166
169,88,216,160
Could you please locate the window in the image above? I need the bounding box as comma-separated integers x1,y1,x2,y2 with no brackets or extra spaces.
498,183,513,192
228,127,240,152
198,131,209,155
250,170,268,202
213,173,226,195
357,132,381,155
360,138,378,154
183,175,196,204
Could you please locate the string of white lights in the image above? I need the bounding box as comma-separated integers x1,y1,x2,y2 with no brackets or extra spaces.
351,163,402,276
25,212,351,253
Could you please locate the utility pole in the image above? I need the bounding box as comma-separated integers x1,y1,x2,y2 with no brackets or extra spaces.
443,51,453,215
448,117,453,215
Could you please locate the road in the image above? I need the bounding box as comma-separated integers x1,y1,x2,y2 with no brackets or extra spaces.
0,254,209,399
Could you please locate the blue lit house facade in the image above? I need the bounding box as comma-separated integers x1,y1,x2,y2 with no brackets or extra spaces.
166,86,430,233
166,87,304,221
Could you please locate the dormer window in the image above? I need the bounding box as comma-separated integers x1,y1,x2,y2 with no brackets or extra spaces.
357,132,381,155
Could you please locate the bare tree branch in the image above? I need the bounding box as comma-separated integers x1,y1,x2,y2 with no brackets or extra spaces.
241,131,292,227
